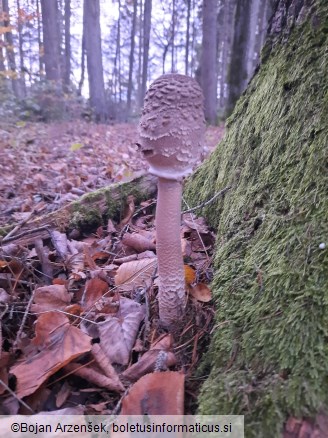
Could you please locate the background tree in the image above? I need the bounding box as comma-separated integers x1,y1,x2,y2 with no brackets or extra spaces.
63,0,71,91
40,0,61,83
127,0,137,113
225,0,252,114
2,0,21,97
0,1,6,72
200,0,217,124
83,0,106,121
0,0,274,123
140,0,151,105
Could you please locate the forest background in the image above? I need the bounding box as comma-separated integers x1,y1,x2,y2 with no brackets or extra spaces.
0,0,274,125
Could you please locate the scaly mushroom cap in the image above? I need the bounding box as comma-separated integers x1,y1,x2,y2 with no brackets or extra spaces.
138,74,206,180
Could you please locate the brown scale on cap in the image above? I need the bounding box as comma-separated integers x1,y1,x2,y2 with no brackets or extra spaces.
138,74,206,329
138,73,206,180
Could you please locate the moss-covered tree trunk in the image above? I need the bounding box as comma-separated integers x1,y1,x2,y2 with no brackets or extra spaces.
185,1,328,436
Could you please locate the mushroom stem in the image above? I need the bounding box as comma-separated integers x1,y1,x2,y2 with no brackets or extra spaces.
156,177,185,327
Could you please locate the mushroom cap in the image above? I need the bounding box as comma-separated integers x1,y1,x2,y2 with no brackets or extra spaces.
138,74,206,180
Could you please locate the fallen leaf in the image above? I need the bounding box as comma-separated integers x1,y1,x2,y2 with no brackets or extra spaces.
122,344,176,382
64,361,124,393
55,381,71,408
121,371,185,414
184,265,196,286
118,194,135,227
70,142,83,151
31,284,71,313
97,298,145,365
115,258,157,292
189,283,212,302
122,233,156,252
81,277,109,310
91,343,124,391
11,312,92,398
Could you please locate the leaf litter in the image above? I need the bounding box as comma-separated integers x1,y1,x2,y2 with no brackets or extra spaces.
0,121,223,416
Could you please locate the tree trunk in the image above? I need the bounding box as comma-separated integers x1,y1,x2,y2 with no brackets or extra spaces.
0,0,5,72
127,0,137,113
113,0,122,104
200,0,217,124
83,0,107,122
2,0,21,97
78,25,85,96
137,0,143,108
185,0,191,75
36,0,43,76
16,0,26,96
171,0,176,72
225,0,252,115
246,0,261,79
40,0,61,83
140,0,151,104
63,0,71,91
185,0,328,436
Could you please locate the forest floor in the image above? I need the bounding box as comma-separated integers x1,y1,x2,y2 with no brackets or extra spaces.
0,121,224,417
0,121,224,227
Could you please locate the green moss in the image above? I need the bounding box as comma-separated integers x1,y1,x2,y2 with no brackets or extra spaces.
70,206,103,230
69,176,154,231
185,3,328,437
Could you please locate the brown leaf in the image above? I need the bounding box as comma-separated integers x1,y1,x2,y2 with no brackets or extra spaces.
81,277,109,310
184,265,196,286
189,283,212,302
121,371,185,414
55,381,71,408
122,233,156,252
51,230,68,259
0,352,10,395
31,284,71,313
91,344,124,391
64,362,124,393
97,297,145,365
11,312,91,398
114,258,157,292
34,285,68,310
122,350,176,382
118,195,135,227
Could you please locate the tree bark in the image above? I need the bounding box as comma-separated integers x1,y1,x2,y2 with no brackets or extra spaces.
127,0,137,112
63,0,71,91
200,0,217,124
40,0,61,83
226,0,252,115
185,0,328,436
140,0,151,104
0,0,5,72
16,0,26,96
185,0,191,75
83,0,107,122
2,0,21,97
171,0,176,72
36,0,43,76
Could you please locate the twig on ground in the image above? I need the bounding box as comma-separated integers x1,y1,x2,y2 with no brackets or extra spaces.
0,378,35,414
182,185,232,214
1,225,50,244
13,288,36,351
1,209,37,242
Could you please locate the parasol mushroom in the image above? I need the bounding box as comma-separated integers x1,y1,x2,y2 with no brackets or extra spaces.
138,73,206,329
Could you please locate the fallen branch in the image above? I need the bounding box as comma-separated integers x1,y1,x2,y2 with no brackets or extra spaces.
182,185,232,214
0,174,157,246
